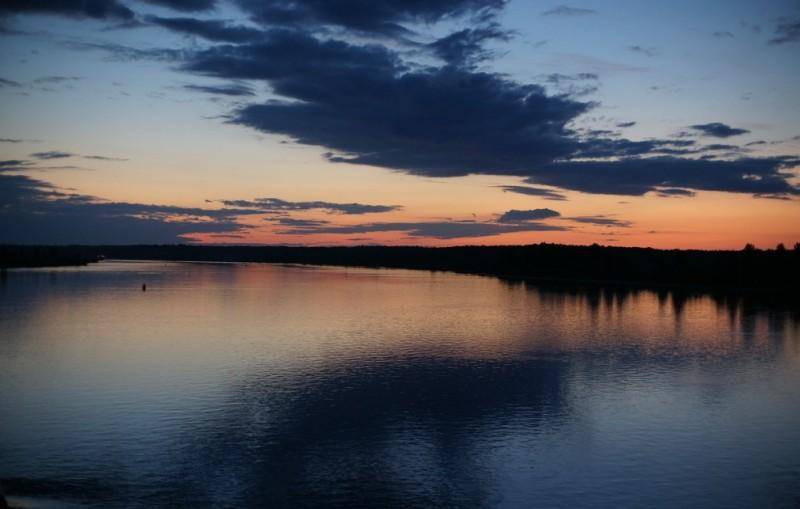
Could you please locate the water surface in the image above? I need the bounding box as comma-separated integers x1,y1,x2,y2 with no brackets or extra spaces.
1,261,799,508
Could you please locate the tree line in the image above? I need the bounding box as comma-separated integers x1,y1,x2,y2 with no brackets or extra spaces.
1,242,798,292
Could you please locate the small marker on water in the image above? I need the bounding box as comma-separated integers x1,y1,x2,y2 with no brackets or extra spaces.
142,284,146,292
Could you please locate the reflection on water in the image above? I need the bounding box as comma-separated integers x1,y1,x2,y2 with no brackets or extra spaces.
1,261,799,508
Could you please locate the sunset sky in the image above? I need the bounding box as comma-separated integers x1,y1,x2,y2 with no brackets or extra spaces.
1,0,798,248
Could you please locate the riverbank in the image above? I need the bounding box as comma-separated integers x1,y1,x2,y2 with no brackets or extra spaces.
0,246,101,269
2,244,798,293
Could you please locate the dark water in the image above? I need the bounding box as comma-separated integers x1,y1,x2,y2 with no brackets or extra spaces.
1,261,799,508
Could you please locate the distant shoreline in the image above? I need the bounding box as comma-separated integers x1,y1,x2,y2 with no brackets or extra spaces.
2,244,798,296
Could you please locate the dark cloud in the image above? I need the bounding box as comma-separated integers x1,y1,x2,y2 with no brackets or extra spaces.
753,192,795,200
690,122,750,138
219,197,401,214
702,144,740,151
32,76,82,84
0,0,135,20
523,156,799,196
653,187,696,198
31,150,73,160
0,159,33,171
183,83,255,96
83,155,128,161
147,15,265,43
428,23,511,67
769,16,800,45
545,73,598,83
567,215,632,227
544,72,598,96
0,77,22,87
184,30,589,177
571,138,698,158
234,0,508,36
0,138,25,143
186,28,402,80
617,121,636,128
712,31,734,38
629,45,658,57
541,5,596,16
497,185,567,201
0,159,83,172
497,208,560,223
738,21,762,37
0,174,250,244
64,41,182,62
46,0,796,204
277,219,567,240
271,217,331,227
140,0,216,12
181,28,799,198
206,233,247,239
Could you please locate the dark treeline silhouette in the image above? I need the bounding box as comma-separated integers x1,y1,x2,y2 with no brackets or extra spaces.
2,243,799,293
0,245,102,268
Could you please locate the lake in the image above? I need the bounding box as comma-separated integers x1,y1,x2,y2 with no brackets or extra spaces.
1,261,799,508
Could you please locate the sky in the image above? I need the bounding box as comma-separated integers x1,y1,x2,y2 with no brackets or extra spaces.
1,0,799,248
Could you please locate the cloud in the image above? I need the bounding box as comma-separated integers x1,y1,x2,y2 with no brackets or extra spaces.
753,192,795,200
0,159,33,171
702,144,741,151
147,16,265,43
567,215,633,227
31,150,73,160
0,0,135,21
497,208,560,223
628,45,658,57
712,31,734,38
740,21,762,34
571,138,698,158
0,75,82,93
83,155,129,161
653,187,696,197
63,41,182,62
234,0,508,36
617,121,636,128
690,122,750,138
769,16,800,45
183,83,255,96
272,217,331,227
32,76,82,84
140,0,216,12
2,173,419,244
497,185,567,201
276,219,567,240
179,28,800,198
219,197,401,214
6,152,126,164
522,156,799,196
0,174,250,244
545,73,598,83
0,77,22,87
541,5,597,16
43,0,797,205
428,24,511,67
543,72,598,96
184,30,589,177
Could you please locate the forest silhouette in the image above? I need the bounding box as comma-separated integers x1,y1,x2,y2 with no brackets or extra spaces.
1,243,798,293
